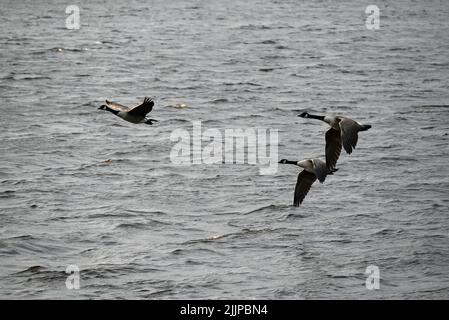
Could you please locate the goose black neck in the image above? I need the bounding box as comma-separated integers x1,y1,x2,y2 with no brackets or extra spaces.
307,113,325,121
284,160,297,165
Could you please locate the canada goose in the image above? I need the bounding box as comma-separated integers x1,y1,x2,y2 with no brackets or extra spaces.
298,112,371,170
279,158,338,206
98,97,158,125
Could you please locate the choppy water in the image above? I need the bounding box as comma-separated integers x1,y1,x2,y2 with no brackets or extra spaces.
1,0,449,299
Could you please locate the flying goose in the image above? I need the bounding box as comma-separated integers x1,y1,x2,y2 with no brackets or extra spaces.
98,97,158,125
279,158,338,206
298,112,371,170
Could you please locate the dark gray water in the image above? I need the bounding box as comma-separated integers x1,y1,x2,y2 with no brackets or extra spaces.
1,0,449,299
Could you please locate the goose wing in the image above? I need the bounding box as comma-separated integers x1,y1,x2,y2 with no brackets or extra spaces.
294,170,317,206
325,128,342,170
312,159,327,183
128,97,154,117
339,117,360,154
105,100,130,112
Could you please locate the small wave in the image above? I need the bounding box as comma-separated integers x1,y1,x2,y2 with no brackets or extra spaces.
371,228,405,236
422,79,441,83
430,62,449,67
49,47,84,53
277,212,310,221
225,227,280,241
290,73,308,78
115,222,149,230
224,81,262,87
5,37,33,42
420,104,449,108
182,234,232,245
228,113,263,120
243,204,288,215
199,119,225,125
263,54,285,60
307,63,338,69
115,219,171,230
327,239,353,244
0,190,16,198
3,235,34,241
182,227,284,245
210,98,229,104
124,209,168,216
389,46,413,51
378,156,418,162
170,247,222,256
328,274,351,279
164,118,190,124
13,74,52,81
74,263,158,279
238,24,273,30
337,69,367,75
87,210,137,219
12,266,68,283
1,72,15,80
78,101,97,108
15,265,46,274
258,40,277,44
396,67,415,72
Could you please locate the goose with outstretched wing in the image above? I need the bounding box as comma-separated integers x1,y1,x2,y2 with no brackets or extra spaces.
279,158,338,206
298,112,371,170
98,97,158,125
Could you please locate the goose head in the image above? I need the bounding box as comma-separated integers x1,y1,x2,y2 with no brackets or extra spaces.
279,159,300,165
98,105,107,110
298,111,309,118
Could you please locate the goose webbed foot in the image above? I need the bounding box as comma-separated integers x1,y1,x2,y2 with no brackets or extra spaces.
145,118,158,125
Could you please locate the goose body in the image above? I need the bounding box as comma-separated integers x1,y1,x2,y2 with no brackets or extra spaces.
98,97,158,125
298,112,371,170
279,158,337,206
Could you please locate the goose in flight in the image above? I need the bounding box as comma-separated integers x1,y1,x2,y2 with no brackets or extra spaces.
98,97,158,125
279,158,338,206
298,112,371,170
